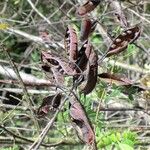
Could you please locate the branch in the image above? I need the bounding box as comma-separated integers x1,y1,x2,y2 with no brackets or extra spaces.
103,58,150,74
0,79,53,87
4,27,64,49
108,0,128,28
0,65,49,84
0,125,80,147
0,88,53,94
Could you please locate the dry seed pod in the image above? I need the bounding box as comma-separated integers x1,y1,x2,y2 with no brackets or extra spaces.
37,93,62,116
98,73,133,86
73,41,92,85
98,73,146,92
107,25,141,57
76,40,92,72
64,26,78,62
41,64,51,72
41,51,76,76
80,18,97,42
80,49,98,95
77,0,101,16
69,97,96,147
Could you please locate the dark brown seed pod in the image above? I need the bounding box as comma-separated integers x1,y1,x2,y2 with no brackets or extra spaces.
98,73,133,86
69,97,96,147
98,73,146,92
64,26,78,62
80,18,92,41
73,41,92,85
37,93,62,116
76,40,92,72
106,25,141,57
41,51,76,76
80,18,97,42
41,64,51,72
77,0,101,16
79,49,98,95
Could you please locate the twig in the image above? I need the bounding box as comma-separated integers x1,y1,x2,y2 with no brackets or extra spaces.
0,88,54,94
5,27,64,49
0,0,8,14
0,65,49,84
127,8,150,24
103,58,150,74
108,0,128,28
3,47,34,106
0,126,80,147
26,0,63,37
0,103,36,111
0,79,53,87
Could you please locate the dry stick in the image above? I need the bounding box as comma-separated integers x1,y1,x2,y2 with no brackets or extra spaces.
108,0,128,28
127,8,150,25
134,43,150,57
1,102,149,112
0,17,27,24
0,88,53,94
3,47,34,106
0,137,80,147
98,108,150,112
103,58,150,74
2,47,40,131
0,65,49,83
0,59,39,70
25,0,39,22
0,125,79,147
0,0,8,14
48,1,67,19
5,27,64,49
26,0,63,37
0,103,36,111
0,79,53,87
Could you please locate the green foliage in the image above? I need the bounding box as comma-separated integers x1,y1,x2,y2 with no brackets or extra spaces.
30,49,40,63
118,143,134,150
0,145,20,150
96,130,137,149
112,26,122,37
123,44,138,59
13,0,21,5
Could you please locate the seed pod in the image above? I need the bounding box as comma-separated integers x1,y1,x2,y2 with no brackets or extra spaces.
37,93,62,116
79,49,98,95
107,25,141,57
80,18,97,42
77,0,101,16
64,26,78,62
76,40,92,72
69,97,96,147
73,41,92,85
41,51,76,76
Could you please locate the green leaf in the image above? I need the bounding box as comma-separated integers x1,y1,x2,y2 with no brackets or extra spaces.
118,143,134,150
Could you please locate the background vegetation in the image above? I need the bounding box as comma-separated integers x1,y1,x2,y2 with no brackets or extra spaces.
0,0,150,149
